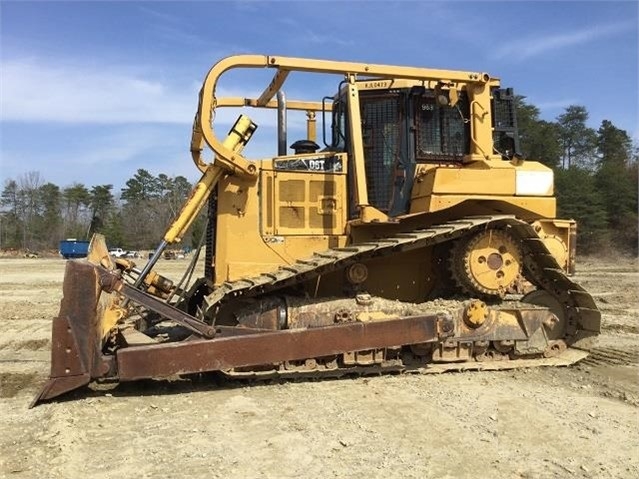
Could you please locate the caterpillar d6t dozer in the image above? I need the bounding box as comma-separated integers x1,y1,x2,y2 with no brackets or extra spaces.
33,55,601,406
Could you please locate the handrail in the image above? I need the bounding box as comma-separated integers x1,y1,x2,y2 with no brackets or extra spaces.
469,100,489,159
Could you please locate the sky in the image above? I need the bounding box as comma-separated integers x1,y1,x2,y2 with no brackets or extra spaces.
1,0,637,190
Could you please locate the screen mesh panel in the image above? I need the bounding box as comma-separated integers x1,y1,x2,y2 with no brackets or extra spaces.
415,91,469,162
360,93,401,211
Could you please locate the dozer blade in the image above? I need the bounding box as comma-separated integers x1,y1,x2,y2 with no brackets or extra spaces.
31,261,107,407
32,258,457,406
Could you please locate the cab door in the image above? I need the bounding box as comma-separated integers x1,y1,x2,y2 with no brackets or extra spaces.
358,91,414,217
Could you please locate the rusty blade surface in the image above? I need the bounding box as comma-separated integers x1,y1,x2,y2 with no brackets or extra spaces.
116,314,450,381
31,261,103,406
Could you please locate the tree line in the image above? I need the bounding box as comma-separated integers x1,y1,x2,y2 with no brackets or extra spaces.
1,101,637,255
0,169,202,252
517,100,637,254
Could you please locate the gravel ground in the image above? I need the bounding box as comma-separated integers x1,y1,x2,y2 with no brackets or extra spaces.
0,255,637,479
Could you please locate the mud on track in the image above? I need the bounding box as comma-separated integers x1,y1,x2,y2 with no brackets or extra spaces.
1,256,637,478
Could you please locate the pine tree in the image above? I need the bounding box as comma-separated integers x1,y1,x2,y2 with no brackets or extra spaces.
555,167,609,252
595,120,637,253
515,96,562,168
0,180,22,249
557,106,597,169
35,183,62,248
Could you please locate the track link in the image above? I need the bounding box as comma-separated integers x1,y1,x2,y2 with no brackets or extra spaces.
205,216,497,311
220,349,590,381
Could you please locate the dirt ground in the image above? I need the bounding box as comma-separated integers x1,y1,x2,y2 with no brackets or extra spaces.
1,255,637,479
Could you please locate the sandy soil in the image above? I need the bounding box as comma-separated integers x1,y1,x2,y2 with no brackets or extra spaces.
1,256,637,479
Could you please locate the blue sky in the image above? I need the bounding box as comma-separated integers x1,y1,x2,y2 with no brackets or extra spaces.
1,0,637,190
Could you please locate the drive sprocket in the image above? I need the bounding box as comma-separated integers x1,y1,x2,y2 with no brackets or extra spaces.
451,229,522,298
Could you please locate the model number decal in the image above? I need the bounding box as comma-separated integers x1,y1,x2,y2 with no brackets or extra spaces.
274,156,343,172
309,159,325,170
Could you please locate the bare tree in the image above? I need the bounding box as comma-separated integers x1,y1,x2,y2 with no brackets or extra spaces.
18,171,44,249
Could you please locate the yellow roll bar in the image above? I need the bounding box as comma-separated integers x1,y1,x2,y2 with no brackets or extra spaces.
190,54,498,177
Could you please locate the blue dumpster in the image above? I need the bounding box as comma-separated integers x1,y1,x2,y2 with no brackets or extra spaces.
59,239,90,259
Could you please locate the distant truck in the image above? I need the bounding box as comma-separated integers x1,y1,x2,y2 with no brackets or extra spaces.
108,248,126,258
59,239,90,259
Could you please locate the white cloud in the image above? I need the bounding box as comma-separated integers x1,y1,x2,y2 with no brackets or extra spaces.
0,125,179,180
275,13,356,49
305,31,354,47
81,129,175,166
1,59,196,124
0,122,309,188
137,5,212,48
0,59,309,129
492,20,635,61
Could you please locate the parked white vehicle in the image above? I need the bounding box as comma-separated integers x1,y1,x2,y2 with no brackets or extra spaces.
108,248,126,258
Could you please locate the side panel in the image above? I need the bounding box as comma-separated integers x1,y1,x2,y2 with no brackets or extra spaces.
215,174,285,284
410,195,557,220
214,159,348,285
409,162,557,220
261,169,346,236
412,166,516,198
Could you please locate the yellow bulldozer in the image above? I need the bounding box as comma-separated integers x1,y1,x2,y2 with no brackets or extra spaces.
33,55,600,405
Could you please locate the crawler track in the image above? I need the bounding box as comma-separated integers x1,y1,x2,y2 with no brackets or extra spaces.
220,348,590,382
204,215,600,349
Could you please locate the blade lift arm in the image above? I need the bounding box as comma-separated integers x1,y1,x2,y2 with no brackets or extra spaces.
133,115,257,289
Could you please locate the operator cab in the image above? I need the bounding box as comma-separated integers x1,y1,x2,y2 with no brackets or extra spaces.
327,81,520,217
